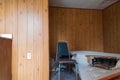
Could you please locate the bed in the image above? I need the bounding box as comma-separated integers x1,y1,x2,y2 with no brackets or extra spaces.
71,51,120,80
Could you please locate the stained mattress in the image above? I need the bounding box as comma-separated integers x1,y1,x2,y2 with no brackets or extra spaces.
71,51,120,80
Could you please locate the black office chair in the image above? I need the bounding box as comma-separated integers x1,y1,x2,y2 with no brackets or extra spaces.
56,41,78,80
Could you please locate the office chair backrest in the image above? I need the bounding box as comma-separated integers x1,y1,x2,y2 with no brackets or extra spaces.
56,41,70,60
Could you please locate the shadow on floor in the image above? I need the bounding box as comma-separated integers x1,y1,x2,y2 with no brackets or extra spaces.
51,70,81,80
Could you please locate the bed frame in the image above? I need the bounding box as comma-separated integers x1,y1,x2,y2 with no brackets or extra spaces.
100,72,120,80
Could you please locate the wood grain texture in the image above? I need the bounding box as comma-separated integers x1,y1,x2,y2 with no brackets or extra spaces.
0,0,49,80
0,0,5,33
103,1,120,53
49,7,103,58
0,38,12,80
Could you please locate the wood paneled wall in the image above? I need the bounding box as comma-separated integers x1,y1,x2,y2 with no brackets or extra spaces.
0,38,12,80
103,1,120,53
0,0,49,80
49,7,103,58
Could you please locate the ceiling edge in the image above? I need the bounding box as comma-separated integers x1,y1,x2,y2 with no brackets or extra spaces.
103,0,120,10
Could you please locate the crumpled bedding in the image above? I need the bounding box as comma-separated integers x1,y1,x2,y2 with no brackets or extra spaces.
71,51,120,80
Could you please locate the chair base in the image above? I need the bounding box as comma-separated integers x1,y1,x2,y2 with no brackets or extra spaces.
58,63,78,80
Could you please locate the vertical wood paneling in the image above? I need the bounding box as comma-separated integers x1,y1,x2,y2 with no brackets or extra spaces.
0,0,5,33
5,0,12,33
0,38,12,80
33,0,44,79
26,0,34,80
49,7,103,58
103,1,120,53
9,0,18,80
43,0,49,79
18,0,27,80
0,0,49,80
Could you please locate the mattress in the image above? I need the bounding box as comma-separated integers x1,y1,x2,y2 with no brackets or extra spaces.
71,51,120,80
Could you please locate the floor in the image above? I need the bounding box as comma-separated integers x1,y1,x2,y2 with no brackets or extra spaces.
51,70,81,80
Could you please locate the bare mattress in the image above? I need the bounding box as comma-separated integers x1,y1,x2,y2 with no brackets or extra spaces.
71,51,120,80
